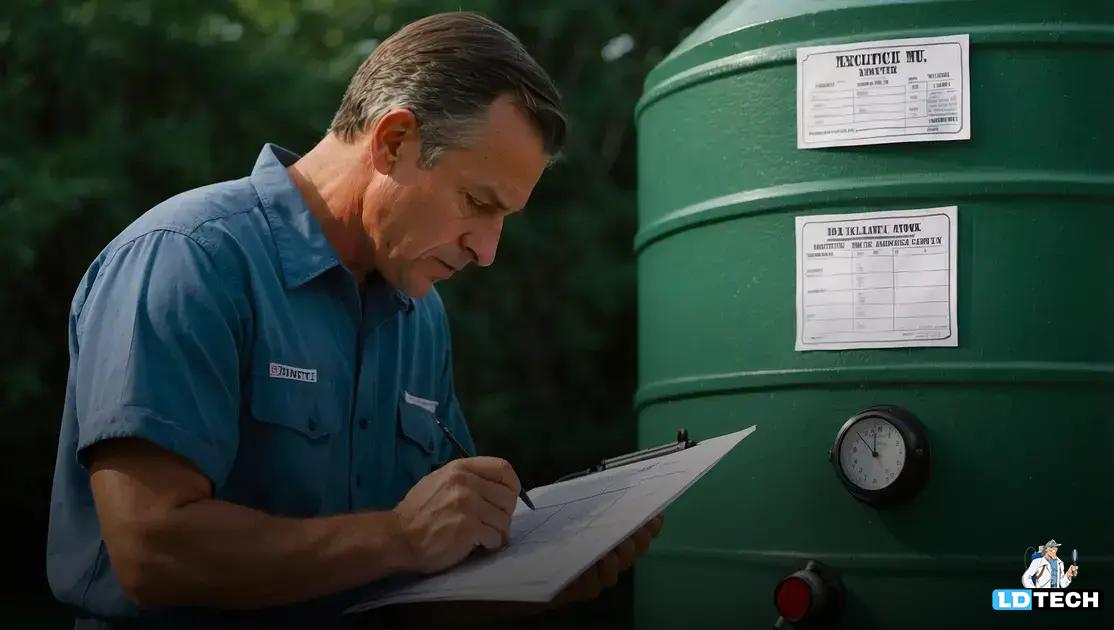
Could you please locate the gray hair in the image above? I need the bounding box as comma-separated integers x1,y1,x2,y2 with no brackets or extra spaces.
329,12,566,168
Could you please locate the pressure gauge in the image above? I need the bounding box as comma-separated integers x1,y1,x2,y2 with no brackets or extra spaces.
829,405,930,508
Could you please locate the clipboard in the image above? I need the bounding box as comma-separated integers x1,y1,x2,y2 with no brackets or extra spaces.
345,426,754,613
554,429,698,483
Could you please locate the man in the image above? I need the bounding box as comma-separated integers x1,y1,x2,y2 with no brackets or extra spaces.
1022,540,1078,589
47,12,662,628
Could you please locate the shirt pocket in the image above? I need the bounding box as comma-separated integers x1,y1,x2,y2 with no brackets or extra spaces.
250,374,343,440
225,372,345,516
394,392,447,497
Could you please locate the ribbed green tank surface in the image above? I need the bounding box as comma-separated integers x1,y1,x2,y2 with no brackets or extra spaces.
634,1,1113,628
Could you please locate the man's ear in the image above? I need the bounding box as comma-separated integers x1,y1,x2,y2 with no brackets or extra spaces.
369,108,420,175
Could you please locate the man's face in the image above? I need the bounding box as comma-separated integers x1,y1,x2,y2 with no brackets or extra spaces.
1046,546,1058,560
362,94,549,298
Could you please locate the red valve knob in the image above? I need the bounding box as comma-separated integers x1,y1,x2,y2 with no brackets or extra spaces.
773,560,844,628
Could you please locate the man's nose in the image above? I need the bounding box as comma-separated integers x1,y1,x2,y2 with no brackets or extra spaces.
462,214,504,268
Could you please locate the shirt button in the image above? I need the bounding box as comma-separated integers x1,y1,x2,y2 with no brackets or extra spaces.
307,418,318,432
359,418,368,430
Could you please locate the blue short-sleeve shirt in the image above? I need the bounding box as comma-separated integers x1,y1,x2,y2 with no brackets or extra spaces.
46,144,475,626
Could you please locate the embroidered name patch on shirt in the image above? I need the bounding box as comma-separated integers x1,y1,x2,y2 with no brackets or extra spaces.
269,362,318,383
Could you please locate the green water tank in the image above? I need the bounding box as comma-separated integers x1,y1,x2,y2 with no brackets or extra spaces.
633,1,1113,628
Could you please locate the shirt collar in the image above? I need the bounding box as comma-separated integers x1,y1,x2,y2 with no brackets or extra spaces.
249,143,413,312
251,143,341,289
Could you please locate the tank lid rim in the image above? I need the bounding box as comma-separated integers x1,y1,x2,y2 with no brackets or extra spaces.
638,23,1114,119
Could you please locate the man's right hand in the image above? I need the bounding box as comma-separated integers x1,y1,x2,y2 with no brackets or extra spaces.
392,457,522,574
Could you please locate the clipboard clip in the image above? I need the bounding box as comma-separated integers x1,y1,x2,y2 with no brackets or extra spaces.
555,429,697,483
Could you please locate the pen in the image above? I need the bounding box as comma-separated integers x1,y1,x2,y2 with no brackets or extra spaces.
432,414,535,510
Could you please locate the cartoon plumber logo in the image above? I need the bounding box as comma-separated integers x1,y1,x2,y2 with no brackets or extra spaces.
1022,539,1079,589
993,538,1100,611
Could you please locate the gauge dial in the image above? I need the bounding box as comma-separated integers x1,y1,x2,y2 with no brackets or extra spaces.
837,415,905,490
830,405,930,508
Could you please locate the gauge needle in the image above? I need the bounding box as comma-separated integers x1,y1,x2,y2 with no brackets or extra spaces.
857,431,878,457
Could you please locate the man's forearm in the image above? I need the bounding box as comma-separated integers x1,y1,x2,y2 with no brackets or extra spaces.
121,498,413,609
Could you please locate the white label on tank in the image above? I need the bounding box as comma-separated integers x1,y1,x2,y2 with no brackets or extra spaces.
795,206,958,351
796,34,970,148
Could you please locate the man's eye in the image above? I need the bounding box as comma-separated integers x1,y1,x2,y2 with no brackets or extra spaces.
466,193,490,212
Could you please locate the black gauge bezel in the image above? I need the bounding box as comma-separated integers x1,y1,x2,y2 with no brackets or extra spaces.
829,405,930,508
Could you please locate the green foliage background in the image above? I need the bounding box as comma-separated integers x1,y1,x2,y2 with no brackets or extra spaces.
0,0,720,623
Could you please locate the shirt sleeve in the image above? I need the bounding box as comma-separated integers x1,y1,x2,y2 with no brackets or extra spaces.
74,229,244,488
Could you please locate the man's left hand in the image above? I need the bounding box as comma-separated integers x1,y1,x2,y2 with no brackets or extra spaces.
550,513,665,606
